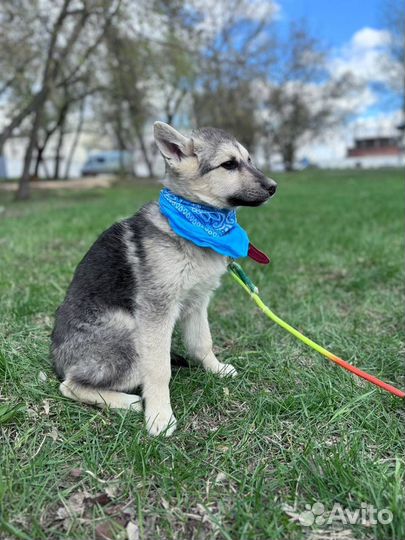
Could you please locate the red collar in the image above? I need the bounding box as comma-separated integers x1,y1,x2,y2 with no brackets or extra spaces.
248,243,270,264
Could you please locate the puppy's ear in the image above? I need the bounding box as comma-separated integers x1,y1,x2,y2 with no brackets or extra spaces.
154,122,194,163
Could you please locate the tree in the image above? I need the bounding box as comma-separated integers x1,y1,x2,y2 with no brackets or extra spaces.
0,0,121,199
191,0,277,148
194,82,260,149
32,74,104,179
0,1,46,173
102,24,156,176
145,0,197,126
262,23,354,171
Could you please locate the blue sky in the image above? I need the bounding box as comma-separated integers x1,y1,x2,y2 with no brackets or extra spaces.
278,0,386,47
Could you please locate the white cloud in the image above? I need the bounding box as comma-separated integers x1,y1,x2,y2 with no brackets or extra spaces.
351,27,391,49
329,26,401,88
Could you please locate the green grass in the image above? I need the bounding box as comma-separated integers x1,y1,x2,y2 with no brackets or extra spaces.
0,169,404,540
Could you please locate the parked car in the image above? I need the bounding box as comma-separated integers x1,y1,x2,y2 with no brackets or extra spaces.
81,151,134,176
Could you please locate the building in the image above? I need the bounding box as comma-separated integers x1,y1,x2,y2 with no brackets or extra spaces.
346,135,403,168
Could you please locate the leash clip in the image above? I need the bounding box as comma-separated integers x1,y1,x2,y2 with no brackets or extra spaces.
228,262,259,294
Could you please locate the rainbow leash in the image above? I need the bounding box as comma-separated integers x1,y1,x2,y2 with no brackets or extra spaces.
228,262,405,399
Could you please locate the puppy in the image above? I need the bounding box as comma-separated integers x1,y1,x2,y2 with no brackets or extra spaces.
51,122,277,436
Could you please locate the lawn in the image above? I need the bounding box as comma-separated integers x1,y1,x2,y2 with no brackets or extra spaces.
0,169,404,540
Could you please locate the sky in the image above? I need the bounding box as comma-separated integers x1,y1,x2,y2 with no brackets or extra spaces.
273,0,403,165
278,0,387,46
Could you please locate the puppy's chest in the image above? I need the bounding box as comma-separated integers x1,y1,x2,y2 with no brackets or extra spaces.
174,246,228,297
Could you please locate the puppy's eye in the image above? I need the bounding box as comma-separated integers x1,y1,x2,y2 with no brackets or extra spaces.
247,156,252,163
221,160,238,170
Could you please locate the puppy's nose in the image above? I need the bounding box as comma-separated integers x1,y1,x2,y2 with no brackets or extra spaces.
259,176,277,197
265,179,277,197
268,183,277,196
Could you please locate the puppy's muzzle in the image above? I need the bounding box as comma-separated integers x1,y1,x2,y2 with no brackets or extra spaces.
227,176,277,207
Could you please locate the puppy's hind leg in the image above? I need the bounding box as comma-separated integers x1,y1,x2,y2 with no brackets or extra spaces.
60,379,142,412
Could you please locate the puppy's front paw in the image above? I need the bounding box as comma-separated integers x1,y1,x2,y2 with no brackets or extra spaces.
145,408,177,437
216,363,238,378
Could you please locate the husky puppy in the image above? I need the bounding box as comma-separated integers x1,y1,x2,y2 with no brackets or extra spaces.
51,122,277,436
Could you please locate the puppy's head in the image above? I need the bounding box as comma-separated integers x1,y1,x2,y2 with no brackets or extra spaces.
154,122,277,209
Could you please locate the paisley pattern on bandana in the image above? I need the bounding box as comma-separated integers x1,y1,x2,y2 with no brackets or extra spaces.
159,187,250,259
161,188,236,237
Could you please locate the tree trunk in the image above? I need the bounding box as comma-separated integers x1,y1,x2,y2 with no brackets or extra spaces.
114,103,128,152
33,145,44,178
33,127,54,179
52,98,71,180
53,129,64,180
16,104,45,200
282,143,295,172
53,124,66,180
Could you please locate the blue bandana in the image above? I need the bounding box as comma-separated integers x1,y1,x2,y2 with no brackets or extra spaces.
159,187,249,259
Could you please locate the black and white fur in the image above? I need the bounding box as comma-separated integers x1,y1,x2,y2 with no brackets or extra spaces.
51,122,277,436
